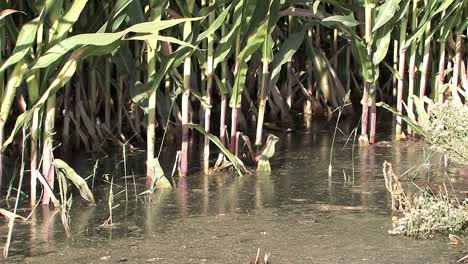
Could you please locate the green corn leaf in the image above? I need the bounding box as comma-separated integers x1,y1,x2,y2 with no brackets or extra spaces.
376,102,427,136
188,124,243,176
46,0,63,26
314,0,353,14
410,95,430,126
350,33,373,82
404,0,457,49
191,89,212,109
373,23,393,65
54,159,95,203
98,0,136,33
49,0,88,45
372,0,401,32
230,13,270,108
0,60,28,125
213,0,244,69
130,45,195,111
127,34,198,50
130,81,149,113
2,50,81,150
238,17,268,61
322,14,360,28
0,15,42,72
214,74,229,95
230,60,248,108
33,17,203,69
197,2,232,42
51,0,88,43
383,61,401,80
269,30,305,92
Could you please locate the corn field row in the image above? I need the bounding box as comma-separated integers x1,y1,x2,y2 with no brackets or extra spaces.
0,0,466,208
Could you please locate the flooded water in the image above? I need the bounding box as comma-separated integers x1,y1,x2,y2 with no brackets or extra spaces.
1,118,467,263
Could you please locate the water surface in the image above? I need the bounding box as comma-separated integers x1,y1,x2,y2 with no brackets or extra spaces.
1,119,467,263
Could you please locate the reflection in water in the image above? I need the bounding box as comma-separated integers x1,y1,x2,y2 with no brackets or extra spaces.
1,120,467,263
176,177,188,220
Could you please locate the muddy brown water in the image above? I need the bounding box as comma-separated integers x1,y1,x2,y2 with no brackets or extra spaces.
0,119,467,263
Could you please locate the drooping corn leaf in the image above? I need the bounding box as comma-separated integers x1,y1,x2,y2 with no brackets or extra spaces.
257,134,279,172
0,208,26,221
142,158,172,193
383,61,402,80
376,102,427,136
188,124,243,176
54,159,95,203
0,9,25,22
2,50,81,149
0,60,28,124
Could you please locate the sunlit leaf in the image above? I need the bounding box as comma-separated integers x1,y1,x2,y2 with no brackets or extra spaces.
188,124,243,176
54,159,95,203
257,134,279,172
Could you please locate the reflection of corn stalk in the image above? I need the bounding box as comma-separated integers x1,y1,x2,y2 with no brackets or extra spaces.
251,248,270,264
383,161,410,212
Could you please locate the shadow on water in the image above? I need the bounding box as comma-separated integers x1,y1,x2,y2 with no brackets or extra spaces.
0,118,467,263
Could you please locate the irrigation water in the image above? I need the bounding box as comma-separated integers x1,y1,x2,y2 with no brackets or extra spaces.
1,118,466,263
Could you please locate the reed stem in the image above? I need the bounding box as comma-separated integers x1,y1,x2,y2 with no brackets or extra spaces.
180,0,196,177
146,1,161,185
407,0,418,136
203,0,215,174
396,14,409,140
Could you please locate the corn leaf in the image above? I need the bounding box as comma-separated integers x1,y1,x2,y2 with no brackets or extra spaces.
376,102,427,136
214,74,229,95
373,23,392,65
350,33,373,82
145,158,172,192
2,50,81,149
196,2,232,42
257,134,279,172
0,15,42,72
33,17,203,69
54,159,95,203
0,9,25,22
230,60,249,108
404,0,457,48
49,0,88,44
269,30,305,92
372,0,401,32
322,14,360,28
188,124,243,176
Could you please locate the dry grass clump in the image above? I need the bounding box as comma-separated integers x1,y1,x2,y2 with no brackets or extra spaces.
383,161,410,212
